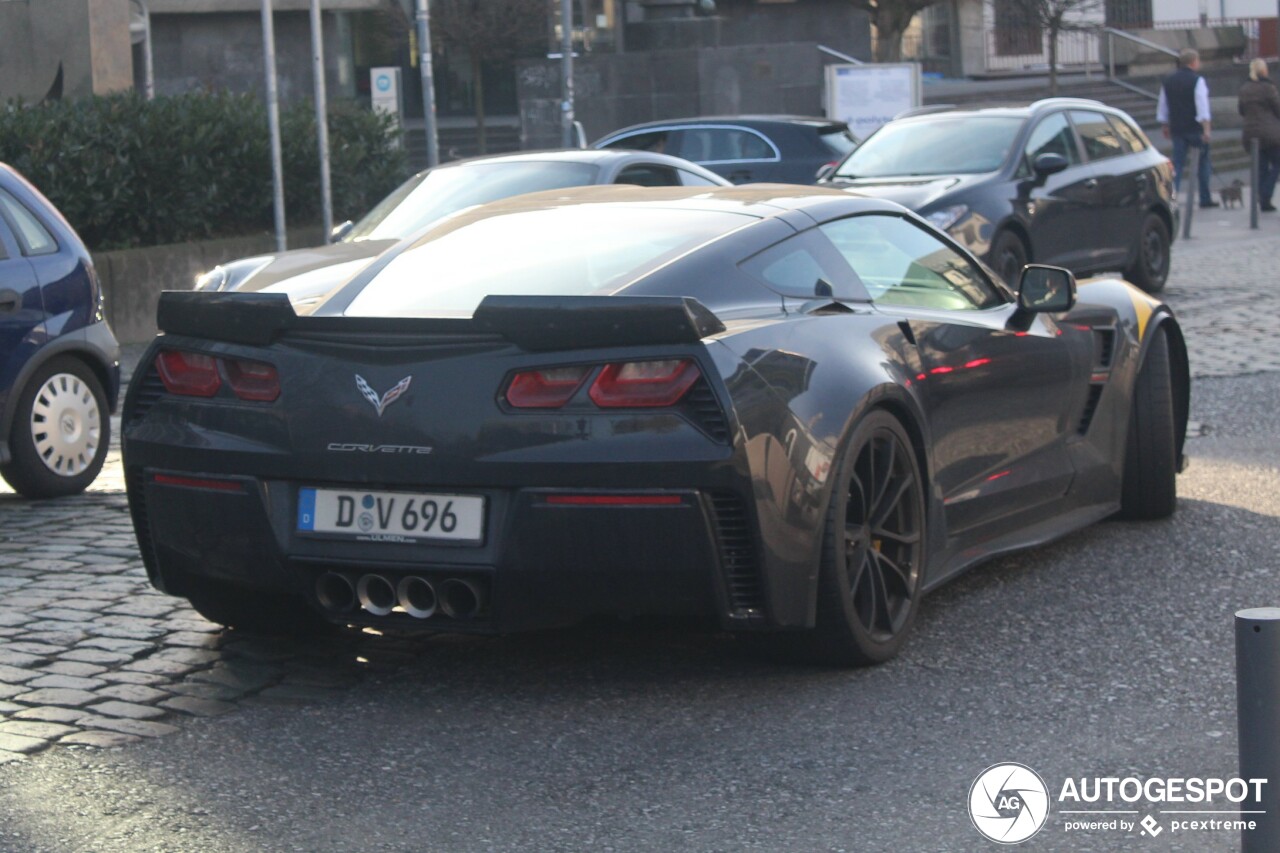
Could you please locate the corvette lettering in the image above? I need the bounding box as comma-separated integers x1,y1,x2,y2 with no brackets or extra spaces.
326,443,433,454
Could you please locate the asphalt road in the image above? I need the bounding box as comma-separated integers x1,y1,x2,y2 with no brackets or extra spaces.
2,210,1280,851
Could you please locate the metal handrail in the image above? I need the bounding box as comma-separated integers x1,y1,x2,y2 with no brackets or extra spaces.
1102,27,1180,100
1101,27,1181,58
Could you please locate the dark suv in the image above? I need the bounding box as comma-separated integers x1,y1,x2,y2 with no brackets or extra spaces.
594,116,858,184
819,99,1177,292
0,163,119,498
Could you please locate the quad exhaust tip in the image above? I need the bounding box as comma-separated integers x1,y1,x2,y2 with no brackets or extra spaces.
356,574,397,617
396,576,437,619
318,572,483,620
439,578,484,620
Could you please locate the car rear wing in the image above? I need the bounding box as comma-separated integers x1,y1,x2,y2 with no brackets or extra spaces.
156,291,726,351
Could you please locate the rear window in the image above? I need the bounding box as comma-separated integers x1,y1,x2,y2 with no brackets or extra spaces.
344,207,751,318
818,127,858,158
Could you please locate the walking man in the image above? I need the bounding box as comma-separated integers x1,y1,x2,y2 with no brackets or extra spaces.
1158,48,1218,208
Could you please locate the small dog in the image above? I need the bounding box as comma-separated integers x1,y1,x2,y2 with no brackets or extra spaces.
1219,179,1245,209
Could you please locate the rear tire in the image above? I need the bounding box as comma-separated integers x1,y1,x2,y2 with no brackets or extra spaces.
799,411,926,667
1119,329,1177,519
1124,213,1170,294
185,576,334,637
1,356,109,499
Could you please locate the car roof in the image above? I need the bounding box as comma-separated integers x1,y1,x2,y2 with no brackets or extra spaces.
891,97,1128,123
596,115,848,138
430,149,697,168
398,184,895,239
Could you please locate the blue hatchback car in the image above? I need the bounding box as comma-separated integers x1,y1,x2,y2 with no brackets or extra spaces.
0,163,120,498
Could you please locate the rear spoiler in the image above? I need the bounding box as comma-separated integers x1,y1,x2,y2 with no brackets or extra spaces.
156,291,726,351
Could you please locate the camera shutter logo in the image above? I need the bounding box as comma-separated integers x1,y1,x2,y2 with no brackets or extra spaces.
968,763,1050,844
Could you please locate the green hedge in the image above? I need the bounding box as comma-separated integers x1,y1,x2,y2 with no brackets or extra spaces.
0,92,408,250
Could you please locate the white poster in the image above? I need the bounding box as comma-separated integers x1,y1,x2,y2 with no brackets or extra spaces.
825,63,922,141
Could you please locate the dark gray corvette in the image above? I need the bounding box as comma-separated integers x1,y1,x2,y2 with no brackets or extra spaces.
122,186,1189,665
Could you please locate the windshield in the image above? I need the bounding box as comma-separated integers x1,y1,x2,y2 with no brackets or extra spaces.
345,206,751,318
344,162,600,242
834,117,1023,178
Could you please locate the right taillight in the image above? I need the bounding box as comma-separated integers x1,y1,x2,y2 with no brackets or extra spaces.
156,350,221,397
589,359,700,408
505,366,590,408
224,358,280,402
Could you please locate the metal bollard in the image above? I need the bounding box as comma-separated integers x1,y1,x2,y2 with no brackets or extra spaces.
1251,138,1260,230
1182,146,1197,240
1236,607,1280,853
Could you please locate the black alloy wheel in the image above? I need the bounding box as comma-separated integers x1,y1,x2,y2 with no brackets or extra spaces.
805,411,926,666
1124,213,1171,293
991,231,1028,290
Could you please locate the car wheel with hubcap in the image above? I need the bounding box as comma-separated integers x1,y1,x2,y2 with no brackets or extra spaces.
1123,213,1170,293
1,356,109,499
804,410,926,666
1118,328,1177,519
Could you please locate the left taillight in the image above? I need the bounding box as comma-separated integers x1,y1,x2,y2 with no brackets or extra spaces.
156,350,221,397
155,350,279,402
224,358,280,402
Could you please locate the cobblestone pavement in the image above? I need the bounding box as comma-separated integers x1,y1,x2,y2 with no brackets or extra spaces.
1,209,1278,762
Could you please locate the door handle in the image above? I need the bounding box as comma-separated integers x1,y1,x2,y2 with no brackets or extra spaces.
728,170,752,183
0,289,20,312
1084,178,1099,189
1135,174,1148,184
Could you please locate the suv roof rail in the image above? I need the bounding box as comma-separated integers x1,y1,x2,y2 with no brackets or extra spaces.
893,104,956,120
1029,96,1106,111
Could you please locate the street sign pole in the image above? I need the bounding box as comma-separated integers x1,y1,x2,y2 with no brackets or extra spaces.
415,0,439,167
560,0,574,147
261,0,286,252
309,0,334,242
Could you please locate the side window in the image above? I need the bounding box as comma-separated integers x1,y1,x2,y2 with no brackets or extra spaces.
740,230,866,301
1022,112,1080,174
677,169,721,187
818,215,1004,311
707,129,776,162
1107,114,1148,154
615,165,680,187
0,189,57,256
602,130,674,156
1070,110,1126,162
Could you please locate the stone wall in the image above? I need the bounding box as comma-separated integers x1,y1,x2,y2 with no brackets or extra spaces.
0,0,133,101
97,227,323,343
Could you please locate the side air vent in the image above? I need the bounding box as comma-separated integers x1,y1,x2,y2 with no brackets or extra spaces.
124,467,160,573
1077,385,1104,435
683,379,730,443
129,367,165,422
708,493,765,618
1094,330,1115,368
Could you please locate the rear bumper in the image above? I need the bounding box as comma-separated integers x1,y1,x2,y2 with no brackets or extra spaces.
128,468,768,633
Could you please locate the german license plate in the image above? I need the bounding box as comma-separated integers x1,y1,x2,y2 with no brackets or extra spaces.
297,487,484,543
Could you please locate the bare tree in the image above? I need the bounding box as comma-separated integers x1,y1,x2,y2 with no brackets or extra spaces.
432,0,546,153
997,0,1103,93
847,0,939,63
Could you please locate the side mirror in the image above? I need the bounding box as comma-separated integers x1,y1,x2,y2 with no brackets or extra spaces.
1032,152,1069,178
330,220,354,242
1017,264,1076,313
815,163,836,182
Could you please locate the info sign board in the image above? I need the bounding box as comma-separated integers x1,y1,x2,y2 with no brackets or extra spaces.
824,63,922,141
370,67,404,128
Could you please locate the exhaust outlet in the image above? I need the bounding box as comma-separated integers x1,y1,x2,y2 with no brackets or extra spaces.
356,574,397,616
315,572,355,612
396,576,437,619
439,578,484,620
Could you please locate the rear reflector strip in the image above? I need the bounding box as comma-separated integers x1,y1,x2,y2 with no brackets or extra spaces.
544,494,683,506
152,473,244,492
